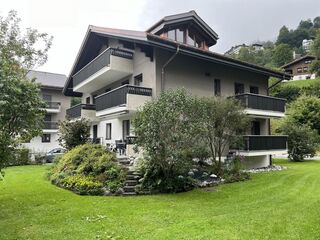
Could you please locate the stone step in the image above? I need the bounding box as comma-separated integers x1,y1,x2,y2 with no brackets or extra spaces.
122,192,137,196
125,180,138,186
118,159,131,165
126,174,140,180
123,185,136,193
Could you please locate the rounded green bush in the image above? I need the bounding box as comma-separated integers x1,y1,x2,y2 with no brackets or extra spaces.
48,144,126,195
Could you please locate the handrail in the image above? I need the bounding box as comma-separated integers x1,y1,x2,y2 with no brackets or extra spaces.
234,93,287,102
95,84,152,100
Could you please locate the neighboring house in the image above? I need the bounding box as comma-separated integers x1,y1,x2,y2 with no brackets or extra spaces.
23,70,71,153
225,44,248,55
225,43,263,55
63,10,291,169
302,39,313,53
282,55,316,80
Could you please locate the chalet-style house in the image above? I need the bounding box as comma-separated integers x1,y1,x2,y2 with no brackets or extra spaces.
64,11,290,169
282,55,316,80
24,71,71,153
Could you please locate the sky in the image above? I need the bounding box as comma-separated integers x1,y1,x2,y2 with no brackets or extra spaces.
1,0,320,75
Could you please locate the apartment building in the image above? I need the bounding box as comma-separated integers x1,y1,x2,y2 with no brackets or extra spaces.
24,70,71,153
64,11,290,168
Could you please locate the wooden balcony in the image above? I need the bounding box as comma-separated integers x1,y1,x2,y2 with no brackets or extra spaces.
72,48,133,93
95,85,152,116
234,93,286,118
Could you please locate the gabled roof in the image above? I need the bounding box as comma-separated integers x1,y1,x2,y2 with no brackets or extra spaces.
146,10,218,46
281,55,316,68
64,12,291,96
27,70,67,89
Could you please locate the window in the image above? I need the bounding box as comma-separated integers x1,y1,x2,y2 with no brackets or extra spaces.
303,67,308,72
106,123,112,140
134,74,143,86
122,120,130,141
86,97,90,104
168,30,175,40
92,95,97,105
42,134,51,143
214,79,221,96
250,86,259,94
297,67,302,73
235,83,244,95
176,28,184,43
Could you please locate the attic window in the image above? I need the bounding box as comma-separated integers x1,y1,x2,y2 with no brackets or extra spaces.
165,27,207,50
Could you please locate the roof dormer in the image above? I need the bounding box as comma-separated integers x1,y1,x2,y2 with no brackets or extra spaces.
146,10,218,50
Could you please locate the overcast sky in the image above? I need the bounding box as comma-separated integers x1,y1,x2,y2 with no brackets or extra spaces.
1,0,320,75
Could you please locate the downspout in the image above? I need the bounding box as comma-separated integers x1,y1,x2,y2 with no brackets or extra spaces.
161,45,180,91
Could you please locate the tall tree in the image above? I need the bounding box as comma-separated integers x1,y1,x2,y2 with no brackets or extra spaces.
276,26,291,45
272,43,293,67
0,10,52,175
310,30,320,76
198,97,250,174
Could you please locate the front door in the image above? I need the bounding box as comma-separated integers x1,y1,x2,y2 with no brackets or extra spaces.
122,120,130,141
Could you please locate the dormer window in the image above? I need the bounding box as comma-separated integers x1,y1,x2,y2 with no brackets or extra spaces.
164,27,208,50
147,11,218,50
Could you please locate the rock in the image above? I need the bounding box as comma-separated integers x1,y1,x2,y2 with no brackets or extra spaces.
210,174,217,178
115,188,124,195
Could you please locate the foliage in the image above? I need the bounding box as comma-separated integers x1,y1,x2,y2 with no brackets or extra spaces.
269,83,301,103
58,118,91,150
310,60,320,77
132,89,200,193
48,144,126,195
34,153,46,165
197,97,250,175
272,43,293,67
7,148,30,166
277,120,318,161
223,155,250,183
60,175,104,195
0,10,52,174
71,97,82,107
311,30,320,58
286,95,320,135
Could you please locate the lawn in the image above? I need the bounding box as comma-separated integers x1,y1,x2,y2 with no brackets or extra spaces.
283,77,319,87
1,159,320,240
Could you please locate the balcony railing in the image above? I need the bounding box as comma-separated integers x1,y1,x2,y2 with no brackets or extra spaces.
45,101,60,109
236,135,288,151
73,48,133,87
43,121,59,130
234,93,286,113
66,104,96,119
95,85,152,112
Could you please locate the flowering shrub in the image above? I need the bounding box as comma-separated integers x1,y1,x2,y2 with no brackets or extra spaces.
48,144,126,195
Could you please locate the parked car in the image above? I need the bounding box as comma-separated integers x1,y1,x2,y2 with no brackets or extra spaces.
45,148,65,163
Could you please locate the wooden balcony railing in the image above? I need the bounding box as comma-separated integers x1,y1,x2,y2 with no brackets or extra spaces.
95,85,152,112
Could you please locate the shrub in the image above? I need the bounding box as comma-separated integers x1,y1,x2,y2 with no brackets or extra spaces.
58,118,90,150
132,89,200,193
49,144,126,195
8,148,30,166
34,153,46,164
223,155,250,183
270,84,301,103
277,120,318,161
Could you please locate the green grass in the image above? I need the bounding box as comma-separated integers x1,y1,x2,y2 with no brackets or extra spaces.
1,159,320,240
283,77,320,87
